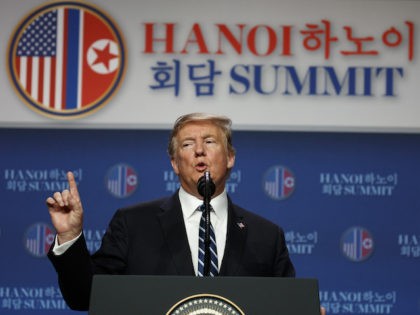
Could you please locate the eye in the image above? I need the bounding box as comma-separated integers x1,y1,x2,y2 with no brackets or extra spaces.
182,141,194,148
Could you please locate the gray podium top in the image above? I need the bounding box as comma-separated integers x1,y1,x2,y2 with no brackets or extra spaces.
89,275,320,315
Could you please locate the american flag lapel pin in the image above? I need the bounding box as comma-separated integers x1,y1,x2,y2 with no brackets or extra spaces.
237,222,245,229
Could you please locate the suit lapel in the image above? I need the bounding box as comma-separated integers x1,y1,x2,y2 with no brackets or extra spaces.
158,193,195,276
219,200,247,276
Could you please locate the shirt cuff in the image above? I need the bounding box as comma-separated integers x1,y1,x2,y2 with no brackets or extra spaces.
52,232,82,256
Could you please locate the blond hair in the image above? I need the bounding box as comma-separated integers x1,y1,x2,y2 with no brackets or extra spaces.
168,113,235,158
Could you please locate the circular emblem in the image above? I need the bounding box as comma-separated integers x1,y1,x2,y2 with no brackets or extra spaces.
262,165,295,200
341,226,374,262
105,163,138,198
167,294,245,315
7,1,126,119
24,223,55,257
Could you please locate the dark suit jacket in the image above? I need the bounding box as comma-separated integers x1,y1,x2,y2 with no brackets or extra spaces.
48,192,295,310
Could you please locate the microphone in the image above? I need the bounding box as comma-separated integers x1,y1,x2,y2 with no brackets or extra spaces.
197,171,215,200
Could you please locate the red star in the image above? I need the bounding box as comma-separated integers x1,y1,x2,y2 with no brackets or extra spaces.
92,42,118,70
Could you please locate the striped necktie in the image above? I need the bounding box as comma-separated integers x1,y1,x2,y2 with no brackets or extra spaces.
197,204,218,277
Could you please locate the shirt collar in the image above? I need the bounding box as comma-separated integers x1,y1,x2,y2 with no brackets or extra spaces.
178,186,228,220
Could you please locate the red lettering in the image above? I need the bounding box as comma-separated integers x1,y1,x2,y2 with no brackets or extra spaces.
143,23,294,56
215,24,245,54
281,25,293,56
143,23,175,53
180,23,209,54
247,25,277,56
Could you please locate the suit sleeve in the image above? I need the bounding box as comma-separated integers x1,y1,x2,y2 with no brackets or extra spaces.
273,227,296,277
47,234,94,311
47,209,130,311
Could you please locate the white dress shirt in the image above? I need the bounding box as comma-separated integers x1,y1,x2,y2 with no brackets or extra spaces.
178,186,228,275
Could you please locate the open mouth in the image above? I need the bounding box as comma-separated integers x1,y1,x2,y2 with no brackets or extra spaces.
195,162,207,172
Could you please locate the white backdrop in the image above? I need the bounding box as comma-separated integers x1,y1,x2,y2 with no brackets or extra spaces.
1,0,419,132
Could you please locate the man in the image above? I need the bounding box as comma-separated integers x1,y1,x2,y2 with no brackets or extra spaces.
47,113,295,311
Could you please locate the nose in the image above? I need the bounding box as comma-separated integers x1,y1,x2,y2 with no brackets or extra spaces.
195,141,206,157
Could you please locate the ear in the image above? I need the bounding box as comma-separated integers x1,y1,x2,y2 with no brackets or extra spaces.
170,157,179,175
227,153,235,170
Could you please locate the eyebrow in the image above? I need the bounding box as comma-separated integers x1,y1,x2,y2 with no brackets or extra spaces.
181,133,217,141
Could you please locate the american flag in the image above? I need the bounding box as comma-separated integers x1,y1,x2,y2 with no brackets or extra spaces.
16,10,62,109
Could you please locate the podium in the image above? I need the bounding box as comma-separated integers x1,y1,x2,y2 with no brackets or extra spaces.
89,275,321,314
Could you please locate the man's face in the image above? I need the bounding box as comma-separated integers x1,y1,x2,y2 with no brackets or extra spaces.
170,121,235,198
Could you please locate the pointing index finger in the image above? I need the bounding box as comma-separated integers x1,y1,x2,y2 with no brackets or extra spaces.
67,171,80,199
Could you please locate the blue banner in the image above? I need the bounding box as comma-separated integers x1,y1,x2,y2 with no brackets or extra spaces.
1,128,419,314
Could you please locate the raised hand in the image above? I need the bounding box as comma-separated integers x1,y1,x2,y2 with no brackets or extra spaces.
46,171,84,244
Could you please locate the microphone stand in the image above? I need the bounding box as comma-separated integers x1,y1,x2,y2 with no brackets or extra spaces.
203,174,211,277
197,171,215,277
